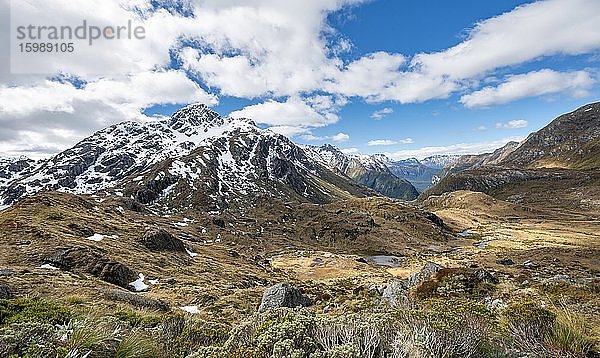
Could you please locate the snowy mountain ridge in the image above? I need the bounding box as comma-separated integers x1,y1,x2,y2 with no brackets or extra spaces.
0,104,375,210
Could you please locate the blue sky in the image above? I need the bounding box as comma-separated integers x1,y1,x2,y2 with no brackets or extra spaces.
1,0,599,159
148,0,600,159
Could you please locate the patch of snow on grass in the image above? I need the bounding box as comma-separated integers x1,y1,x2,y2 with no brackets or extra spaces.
180,306,200,314
185,248,198,257
39,264,59,270
129,273,149,292
86,234,104,242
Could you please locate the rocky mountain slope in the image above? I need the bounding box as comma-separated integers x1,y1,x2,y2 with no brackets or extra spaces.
498,102,600,169
441,142,520,175
422,102,600,213
0,157,39,190
0,104,375,211
303,144,419,200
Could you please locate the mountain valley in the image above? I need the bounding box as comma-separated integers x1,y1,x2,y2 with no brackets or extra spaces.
0,102,599,357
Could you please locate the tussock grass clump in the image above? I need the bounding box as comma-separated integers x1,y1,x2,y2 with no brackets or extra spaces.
501,301,597,358
114,331,158,358
547,305,595,357
157,314,230,357
113,310,163,328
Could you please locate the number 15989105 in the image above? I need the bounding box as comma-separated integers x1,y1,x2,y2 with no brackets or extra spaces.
18,42,74,53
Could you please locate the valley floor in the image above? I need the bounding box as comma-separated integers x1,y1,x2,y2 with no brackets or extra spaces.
0,190,598,357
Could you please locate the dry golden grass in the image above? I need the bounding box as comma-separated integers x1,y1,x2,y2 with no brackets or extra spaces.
1,189,598,331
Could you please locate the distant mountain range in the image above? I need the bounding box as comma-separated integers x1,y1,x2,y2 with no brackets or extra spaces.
302,144,419,200
0,104,378,212
422,101,600,213
3,101,598,212
385,155,460,192
0,104,467,209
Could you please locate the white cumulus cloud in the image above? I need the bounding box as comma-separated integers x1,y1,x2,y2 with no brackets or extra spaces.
412,0,600,80
384,137,525,160
302,132,350,142
461,69,595,108
367,138,413,146
496,120,529,129
371,107,393,120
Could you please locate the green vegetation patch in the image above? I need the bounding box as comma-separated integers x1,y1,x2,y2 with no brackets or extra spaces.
0,298,72,325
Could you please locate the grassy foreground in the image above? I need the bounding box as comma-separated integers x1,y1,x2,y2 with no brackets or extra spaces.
0,295,598,358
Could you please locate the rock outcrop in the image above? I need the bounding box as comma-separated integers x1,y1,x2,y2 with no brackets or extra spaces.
138,230,186,252
258,283,312,312
44,247,137,289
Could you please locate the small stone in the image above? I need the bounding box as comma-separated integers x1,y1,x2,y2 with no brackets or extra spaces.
227,250,240,258
0,268,15,276
212,217,225,228
496,258,514,265
367,284,379,296
474,269,499,284
355,257,368,264
485,298,506,310
0,284,13,299
523,260,539,269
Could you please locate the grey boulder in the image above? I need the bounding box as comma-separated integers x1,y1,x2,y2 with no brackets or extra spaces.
382,280,408,306
258,283,311,312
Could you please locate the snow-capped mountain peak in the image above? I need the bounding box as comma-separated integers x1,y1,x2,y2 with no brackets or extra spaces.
167,103,256,136
302,144,419,200
0,105,376,209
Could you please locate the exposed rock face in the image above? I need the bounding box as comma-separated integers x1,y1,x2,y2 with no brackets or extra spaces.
381,263,499,302
441,141,521,175
44,247,137,289
258,283,312,312
423,102,600,202
381,262,445,306
138,230,186,252
474,269,500,284
423,168,574,197
499,102,600,169
382,280,408,306
407,261,445,288
0,157,39,189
